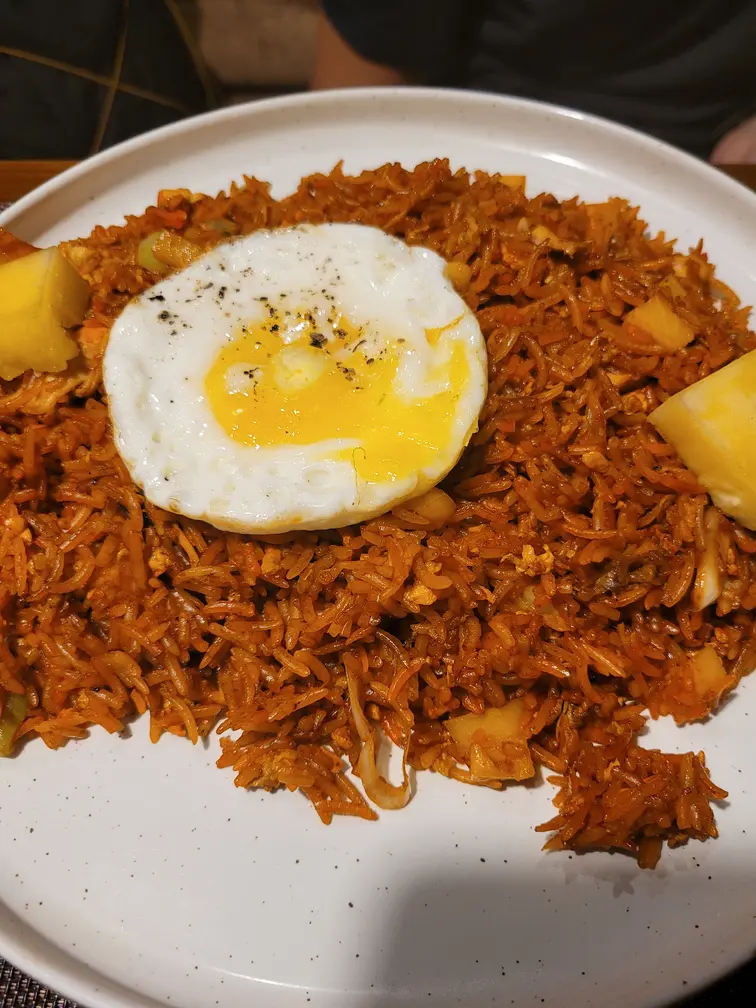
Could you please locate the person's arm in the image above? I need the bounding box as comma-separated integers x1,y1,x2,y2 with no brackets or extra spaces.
310,11,406,91
710,116,756,164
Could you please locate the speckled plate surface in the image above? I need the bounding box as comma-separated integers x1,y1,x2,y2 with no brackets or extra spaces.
1,88,756,1008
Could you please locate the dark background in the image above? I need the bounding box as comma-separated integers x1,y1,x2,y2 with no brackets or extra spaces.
677,954,756,1005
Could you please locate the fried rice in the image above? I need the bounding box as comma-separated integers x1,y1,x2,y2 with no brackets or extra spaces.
2,159,754,869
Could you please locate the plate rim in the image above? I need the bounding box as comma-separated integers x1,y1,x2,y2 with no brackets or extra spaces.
2,85,756,1008
3,85,756,237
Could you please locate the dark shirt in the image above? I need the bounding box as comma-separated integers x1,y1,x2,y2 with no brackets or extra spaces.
323,0,756,158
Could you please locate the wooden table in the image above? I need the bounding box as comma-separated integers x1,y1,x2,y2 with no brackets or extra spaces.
0,160,76,203
1,160,756,205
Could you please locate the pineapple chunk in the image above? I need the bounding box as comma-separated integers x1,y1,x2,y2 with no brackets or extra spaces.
447,698,534,781
624,294,695,349
0,247,89,380
649,349,756,529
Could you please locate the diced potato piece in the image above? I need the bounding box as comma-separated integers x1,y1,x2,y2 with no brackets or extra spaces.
157,187,201,205
649,349,756,529
497,174,526,191
153,231,203,269
137,232,170,273
137,230,203,273
443,261,472,291
447,698,534,781
467,742,534,782
0,247,89,380
624,294,694,350
448,699,527,748
690,647,728,701
404,487,456,526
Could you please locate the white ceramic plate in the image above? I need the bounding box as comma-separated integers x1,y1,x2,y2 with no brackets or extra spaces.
2,88,756,1008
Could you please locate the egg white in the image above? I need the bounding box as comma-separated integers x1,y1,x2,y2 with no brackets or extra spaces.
103,223,487,533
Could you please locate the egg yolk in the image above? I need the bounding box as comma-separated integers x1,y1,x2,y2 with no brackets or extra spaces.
205,306,470,484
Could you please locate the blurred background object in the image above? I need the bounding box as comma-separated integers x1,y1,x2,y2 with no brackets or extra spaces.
312,0,756,162
200,0,317,99
0,0,317,159
3,2,756,163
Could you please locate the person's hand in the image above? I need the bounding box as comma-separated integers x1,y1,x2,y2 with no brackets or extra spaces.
710,116,756,164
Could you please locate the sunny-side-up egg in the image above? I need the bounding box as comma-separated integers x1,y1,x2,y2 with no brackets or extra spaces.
103,223,488,533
